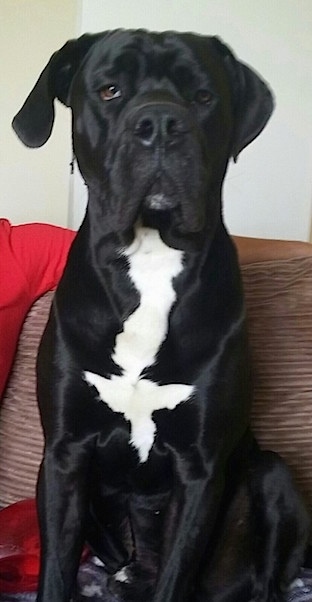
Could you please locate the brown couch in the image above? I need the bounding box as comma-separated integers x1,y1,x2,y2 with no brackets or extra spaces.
1,236,312,525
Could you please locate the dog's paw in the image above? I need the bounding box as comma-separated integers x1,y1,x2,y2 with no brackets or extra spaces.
114,566,131,584
108,563,155,601
107,567,131,599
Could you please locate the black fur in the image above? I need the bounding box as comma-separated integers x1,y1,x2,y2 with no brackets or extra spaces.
13,30,309,602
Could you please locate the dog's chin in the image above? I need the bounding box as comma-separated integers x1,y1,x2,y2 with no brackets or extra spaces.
141,205,172,230
159,224,207,253
120,205,205,253
112,185,208,252
140,191,209,251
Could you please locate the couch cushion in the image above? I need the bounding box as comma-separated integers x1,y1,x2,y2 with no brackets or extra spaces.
0,293,52,507
242,256,312,513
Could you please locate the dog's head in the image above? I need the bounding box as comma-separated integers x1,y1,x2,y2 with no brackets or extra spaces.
13,30,274,250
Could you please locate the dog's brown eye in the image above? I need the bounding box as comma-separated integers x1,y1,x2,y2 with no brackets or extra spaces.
99,85,121,101
194,89,213,105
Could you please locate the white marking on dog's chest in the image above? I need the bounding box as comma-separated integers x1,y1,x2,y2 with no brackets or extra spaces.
84,228,194,462
114,227,184,380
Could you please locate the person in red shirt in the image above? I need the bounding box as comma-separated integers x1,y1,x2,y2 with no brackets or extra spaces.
0,219,76,399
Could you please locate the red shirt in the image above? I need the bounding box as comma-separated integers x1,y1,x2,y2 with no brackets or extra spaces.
0,220,76,398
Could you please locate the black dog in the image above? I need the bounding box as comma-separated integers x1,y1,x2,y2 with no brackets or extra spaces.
13,30,309,602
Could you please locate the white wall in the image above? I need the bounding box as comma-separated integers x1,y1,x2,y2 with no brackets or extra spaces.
70,0,312,240
1,0,77,226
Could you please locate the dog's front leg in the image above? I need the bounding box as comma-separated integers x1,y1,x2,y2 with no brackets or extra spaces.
36,443,90,602
154,468,224,602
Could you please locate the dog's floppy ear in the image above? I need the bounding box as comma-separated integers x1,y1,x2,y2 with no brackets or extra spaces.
12,34,99,148
212,37,274,161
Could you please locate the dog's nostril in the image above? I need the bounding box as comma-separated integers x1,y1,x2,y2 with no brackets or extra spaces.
166,118,179,137
135,118,155,143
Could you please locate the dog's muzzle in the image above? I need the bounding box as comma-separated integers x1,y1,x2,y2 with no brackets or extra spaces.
127,102,191,212
109,99,207,247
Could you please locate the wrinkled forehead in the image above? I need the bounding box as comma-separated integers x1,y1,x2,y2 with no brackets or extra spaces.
82,29,222,84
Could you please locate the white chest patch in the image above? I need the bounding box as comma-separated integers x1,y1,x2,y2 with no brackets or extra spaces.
84,228,194,462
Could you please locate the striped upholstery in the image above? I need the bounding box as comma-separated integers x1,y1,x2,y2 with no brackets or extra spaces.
242,256,312,511
0,293,52,507
0,256,311,515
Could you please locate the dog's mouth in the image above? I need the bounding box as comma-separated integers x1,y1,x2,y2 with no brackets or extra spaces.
140,177,179,229
143,177,179,211
120,176,206,253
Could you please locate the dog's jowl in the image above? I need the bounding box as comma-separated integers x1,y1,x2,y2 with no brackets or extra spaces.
13,30,309,602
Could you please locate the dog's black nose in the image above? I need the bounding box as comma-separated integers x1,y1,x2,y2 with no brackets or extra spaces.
133,106,187,147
